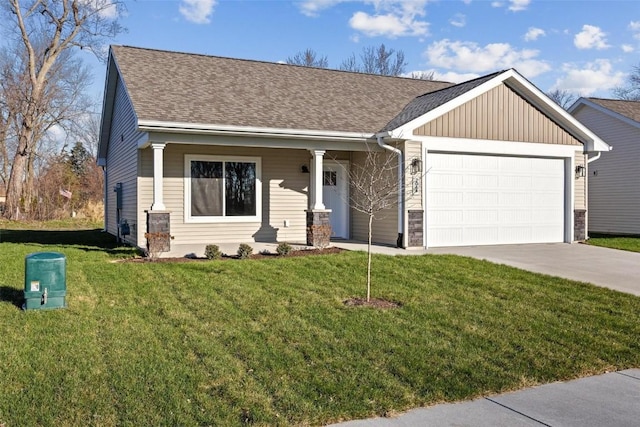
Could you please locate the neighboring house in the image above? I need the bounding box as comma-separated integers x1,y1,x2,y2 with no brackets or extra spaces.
99,46,609,257
569,98,640,235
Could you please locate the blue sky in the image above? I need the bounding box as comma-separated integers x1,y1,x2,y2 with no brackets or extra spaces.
86,0,639,99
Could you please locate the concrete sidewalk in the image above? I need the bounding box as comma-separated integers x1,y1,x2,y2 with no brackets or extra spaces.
329,369,640,427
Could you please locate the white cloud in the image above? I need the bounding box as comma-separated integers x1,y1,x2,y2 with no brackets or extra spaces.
298,0,345,17
553,60,625,96
450,13,466,28
630,21,640,39
491,0,530,11
508,0,530,12
350,11,428,37
622,44,634,53
348,1,429,38
574,25,610,50
524,27,545,42
425,39,551,77
179,0,216,24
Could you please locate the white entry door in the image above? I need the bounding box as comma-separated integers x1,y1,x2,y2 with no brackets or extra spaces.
323,161,349,239
426,153,565,247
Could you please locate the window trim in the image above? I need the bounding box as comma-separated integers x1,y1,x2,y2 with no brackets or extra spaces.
184,154,262,223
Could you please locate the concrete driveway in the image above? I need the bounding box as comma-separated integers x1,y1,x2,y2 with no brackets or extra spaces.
427,243,640,296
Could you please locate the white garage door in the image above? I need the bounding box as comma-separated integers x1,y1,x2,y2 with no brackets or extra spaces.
426,153,565,247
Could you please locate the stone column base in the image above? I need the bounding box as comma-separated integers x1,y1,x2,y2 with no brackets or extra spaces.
408,210,424,247
146,211,171,254
574,209,586,241
306,209,332,248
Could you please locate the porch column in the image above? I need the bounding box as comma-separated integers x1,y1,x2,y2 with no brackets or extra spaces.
306,149,332,248
150,142,166,211
310,149,325,210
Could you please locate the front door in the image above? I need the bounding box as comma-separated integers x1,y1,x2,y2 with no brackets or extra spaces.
322,161,349,239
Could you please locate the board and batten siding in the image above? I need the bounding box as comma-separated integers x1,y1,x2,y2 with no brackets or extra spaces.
350,149,399,247
573,106,640,234
138,144,311,248
105,75,141,245
414,84,582,146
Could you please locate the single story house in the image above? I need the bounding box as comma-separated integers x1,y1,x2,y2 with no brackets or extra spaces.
98,45,609,257
569,98,640,235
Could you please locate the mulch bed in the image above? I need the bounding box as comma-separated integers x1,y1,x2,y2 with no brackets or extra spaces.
119,247,345,263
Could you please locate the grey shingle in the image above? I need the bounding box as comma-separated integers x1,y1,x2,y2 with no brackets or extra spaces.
587,98,640,124
111,46,453,134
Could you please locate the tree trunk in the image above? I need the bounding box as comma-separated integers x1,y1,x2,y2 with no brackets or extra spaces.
5,147,28,219
367,213,373,302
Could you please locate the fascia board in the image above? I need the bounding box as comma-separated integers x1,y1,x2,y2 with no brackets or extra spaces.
501,73,611,153
137,120,374,142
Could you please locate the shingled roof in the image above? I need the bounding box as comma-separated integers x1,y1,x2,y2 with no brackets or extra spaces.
110,46,453,135
586,98,640,124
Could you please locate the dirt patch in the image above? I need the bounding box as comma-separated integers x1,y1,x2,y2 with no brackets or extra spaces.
343,297,402,309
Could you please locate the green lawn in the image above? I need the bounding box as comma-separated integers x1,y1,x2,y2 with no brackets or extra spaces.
1,227,639,426
588,234,640,253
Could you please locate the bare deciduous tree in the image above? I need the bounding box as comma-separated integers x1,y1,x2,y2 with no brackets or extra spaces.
1,0,124,219
546,89,578,109
613,63,640,101
339,44,407,76
286,48,328,68
345,146,404,302
409,70,435,81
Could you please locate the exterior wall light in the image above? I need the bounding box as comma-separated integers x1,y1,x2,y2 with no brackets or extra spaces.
410,158,422,175
301,165,310,173
575,165,586,178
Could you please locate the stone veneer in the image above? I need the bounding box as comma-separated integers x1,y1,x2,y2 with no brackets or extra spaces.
574,209,586,241
408,210,424,247
306,210,332,248
146,211,171,252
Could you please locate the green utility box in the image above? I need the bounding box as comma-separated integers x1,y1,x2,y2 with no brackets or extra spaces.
24,252,67,310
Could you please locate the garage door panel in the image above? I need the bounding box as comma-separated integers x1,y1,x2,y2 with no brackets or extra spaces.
427,153,565,247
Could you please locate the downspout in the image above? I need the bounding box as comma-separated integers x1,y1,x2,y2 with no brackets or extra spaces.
587,151,601,164
376,133,404,248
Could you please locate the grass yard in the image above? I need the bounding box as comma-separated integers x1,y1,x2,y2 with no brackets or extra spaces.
1,226,639,426
588,234,640,253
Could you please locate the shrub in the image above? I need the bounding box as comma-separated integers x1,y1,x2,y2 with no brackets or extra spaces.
276,242,292,256
204,244,222,260
237,243,253,259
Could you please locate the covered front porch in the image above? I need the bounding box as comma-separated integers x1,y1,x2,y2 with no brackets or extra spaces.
137,132,400,258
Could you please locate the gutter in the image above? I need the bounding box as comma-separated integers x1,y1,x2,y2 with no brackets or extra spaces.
376,133,404,248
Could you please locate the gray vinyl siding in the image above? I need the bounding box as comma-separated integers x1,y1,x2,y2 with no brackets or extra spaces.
105,75,141,245
573,106,640,234
138,144,310,247
350,150,399,247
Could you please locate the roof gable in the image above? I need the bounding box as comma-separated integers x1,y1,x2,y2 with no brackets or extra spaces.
108,45,452,135
385,69,610,152
414,83,581,145
569,98,640,130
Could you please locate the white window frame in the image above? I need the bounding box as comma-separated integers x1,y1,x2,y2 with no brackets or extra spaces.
184,154,262,223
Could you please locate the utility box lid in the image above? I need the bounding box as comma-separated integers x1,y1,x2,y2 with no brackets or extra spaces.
24,252,67,310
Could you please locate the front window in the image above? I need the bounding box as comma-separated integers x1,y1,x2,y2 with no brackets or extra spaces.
185,155,261,222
